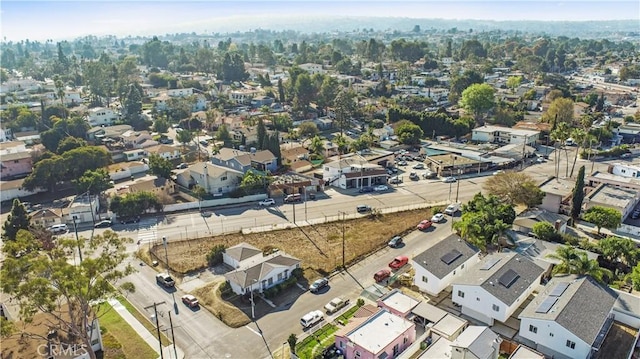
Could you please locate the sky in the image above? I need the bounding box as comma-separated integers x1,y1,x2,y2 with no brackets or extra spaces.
1,1,639,42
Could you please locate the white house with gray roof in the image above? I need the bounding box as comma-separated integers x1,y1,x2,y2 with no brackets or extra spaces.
518,275,618,359
222,242,263,269
452,252,545,326
224,248,300,296
412,234,480,296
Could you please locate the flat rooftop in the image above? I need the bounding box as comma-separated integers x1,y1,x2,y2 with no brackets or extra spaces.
379,290,421,314
587,184,638,209
588,171,640,190
347,310,414,355
538,177,575,197
431,313,467,338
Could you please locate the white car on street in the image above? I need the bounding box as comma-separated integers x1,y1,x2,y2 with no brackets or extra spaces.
259,198,276,206
442,176,457,183
374,185,389,192
431,213,445,223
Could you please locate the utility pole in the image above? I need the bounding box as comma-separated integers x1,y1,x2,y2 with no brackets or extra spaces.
145,302,165,359
168,311,178,359
455,169,461,203
72,216,83,263
162,237,170,274
341,211,346,269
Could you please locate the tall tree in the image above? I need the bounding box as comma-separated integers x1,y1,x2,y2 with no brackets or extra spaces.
571,166,586,221
453,193,516,251
2,199,30,241
74,168,113,195
484,172,544,208
257,118,267,150
459,83,495,125
333,89,356,135
583,206,622,235
148,154,173,179
176,130,194,150
551,121,571,178
0,230,135,359
293,73,315,117
277,78,285,103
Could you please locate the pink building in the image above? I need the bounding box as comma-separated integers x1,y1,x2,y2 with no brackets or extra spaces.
0,152,33,179
335,309,416,359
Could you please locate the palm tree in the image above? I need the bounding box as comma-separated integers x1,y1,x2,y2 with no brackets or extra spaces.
333,134,348,155
572,252,612,283
551,122,570,178
569,128,586,178
546,245,579,275
309,135,324,156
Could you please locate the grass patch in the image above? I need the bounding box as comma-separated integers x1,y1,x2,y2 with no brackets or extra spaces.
116,296,172,344
160,208,433,275
335,303,362,325
98,302,158,359
294,324,338,359
192,280,251,328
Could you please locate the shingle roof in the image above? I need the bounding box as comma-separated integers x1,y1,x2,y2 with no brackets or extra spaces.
0,151,32,161
224,242,262,262
454,252,544,306
452,326,500,359
519,275,618,345
412,234,480,279
224,252,300,287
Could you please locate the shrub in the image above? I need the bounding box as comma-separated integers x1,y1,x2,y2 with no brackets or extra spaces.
292,268,304,279
357,298,365,307
206,244,226,267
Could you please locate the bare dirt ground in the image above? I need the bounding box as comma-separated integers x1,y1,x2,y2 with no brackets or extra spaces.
152,209,433,278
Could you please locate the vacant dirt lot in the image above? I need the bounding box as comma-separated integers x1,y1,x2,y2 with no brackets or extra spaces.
152,209,433,278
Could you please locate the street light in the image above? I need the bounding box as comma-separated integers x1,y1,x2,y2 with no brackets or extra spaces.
162,237,170,275
455,169,462,203
249,278,258,319
338,211,346,269
72,215,83,263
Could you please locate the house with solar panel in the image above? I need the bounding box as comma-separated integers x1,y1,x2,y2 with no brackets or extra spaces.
517,275,620,359
451,252,545,326
411,234,480,296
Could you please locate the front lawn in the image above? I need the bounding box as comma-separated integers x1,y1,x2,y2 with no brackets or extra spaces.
294,324,338,359
98,302,158,359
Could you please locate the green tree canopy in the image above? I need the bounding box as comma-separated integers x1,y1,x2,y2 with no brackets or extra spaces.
176,129,194,148
297,122,319,138
459,83,495,123
395,120,424,145
2,199,30,241
56,136,87,154
109,192,162,218
148,154,173,179
532,221,557,242
583,206,622,235
571,166,586,220
453,193,516,251
598,236,638,267
0,230,135,359
74,168,113,195
483,172,544,208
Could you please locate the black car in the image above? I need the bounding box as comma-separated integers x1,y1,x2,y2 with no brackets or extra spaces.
359,186,374,193
120,216,140,224
388,236,403,248
309,277,329,293
94,220,113,228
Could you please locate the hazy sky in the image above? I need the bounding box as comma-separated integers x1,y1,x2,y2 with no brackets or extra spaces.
1,1,639,42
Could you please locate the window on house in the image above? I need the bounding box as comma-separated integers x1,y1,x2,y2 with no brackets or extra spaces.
267,278,273,286
457,290,464,298
221,176,227,181
403,337,407,344
393,344,399,355
461,264,465,269
277,273,282,281
549,333,554,337
355,351,361,358
566,340,575,349
453,270,456,275
492,304,499,312
284,269,289,278
476,297,480,301
422,276,428,283
529,325,537,334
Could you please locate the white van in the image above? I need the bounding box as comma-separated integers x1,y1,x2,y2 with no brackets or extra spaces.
444,203,461,215
49,224,69,234
300,310,324,328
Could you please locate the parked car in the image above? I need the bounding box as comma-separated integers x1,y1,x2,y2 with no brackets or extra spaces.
389,177,402,184
374,269,391,283
388,236,403,248
442,176,457,183
359,186,374,193
412,163,425,170
357,204,372,213
431,213,445,223
309,277,329,293
417,220,433,230
409,172,419,180
324,297,350,314
374,185,389,192
181,294,199,308
120,216,140,224
397,160,407,166
284,193,302,203
176,163,188,169
94,220,112,228
259,198,276,206
300,310,324,328
156,273,175,288
388,167,398,173
388,256,409,270
493,170,505,176
422,171,437,179
444,203,461,215
49,224,69,234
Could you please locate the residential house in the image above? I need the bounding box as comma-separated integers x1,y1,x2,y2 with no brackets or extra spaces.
419,326,502,359
281,146,312,173
65,194,100,224
121,130,157,149
471,125,539,146
518,275,618,359
0,77,41,93
224,247,301,295
125,176,176,197
0,127,12,142
312,117,333,131
538,177,575,214
512,209,570,235
228,88,260,105
583,184,638,220
376,289,421,318
610,162,640,179
298,63,324,75
86,107,118,127
107,161,149,181
0,178,46,202
211,148,278,174
30,208,63,228
490,143,536,162
250,95,274,108
176,162,244,195
322,155,388,189
153,88,207,112
145,144,181,161
0,151,33,179
0,141,27,155
267,172,323,197
452,252,545,325
123,149,147,162
231,127,259,145
86,124,133,141
412,234,480,296
12,131,40,145
334,309,416,359
222,242,263,269
508,346,545,359
370,126,394,143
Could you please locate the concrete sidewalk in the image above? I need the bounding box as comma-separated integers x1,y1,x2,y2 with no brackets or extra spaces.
107,298,184,359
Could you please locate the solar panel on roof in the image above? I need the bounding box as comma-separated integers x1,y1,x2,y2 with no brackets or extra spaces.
440,249,463,265
498,269,520,288
480,258,501,270
535,297,558,313
549,282,570,297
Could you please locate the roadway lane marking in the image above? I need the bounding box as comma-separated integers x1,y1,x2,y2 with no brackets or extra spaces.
245,325,262,337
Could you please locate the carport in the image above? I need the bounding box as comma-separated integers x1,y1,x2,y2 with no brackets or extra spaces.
360,284,389,302
410,301,447,327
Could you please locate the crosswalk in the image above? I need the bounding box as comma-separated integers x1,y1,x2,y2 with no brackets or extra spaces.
137,218,158,245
